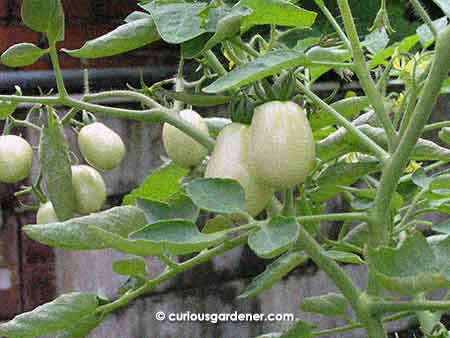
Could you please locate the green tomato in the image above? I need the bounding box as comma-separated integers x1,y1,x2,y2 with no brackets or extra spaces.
0,135,33,183
36,201,58,224
78,122,125,171
206,123,273,216
249,101,315,190
162,109,209,168
71,165,107,215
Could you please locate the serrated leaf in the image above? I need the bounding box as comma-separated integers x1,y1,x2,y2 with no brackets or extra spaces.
21,0,65,42
369,232,450,295
204,49,309,93
310,96,370,130
112,257,148,278
300,293,349,317
140,2,208,44
202,215,233,234
305,46,351,83
325,250,364,265
89,219,226,256
63,18,160,59
309,159,381,202
1,43,47,67
239,251,307,298
416,16,449,47
248,216,299,259
55,314,103,338
237,0,317,32
39,116,76,221
0,293,98,337
123,162,189,205
184,178,246,214
160,89,232,107
24,206,147,250
136,194,199,224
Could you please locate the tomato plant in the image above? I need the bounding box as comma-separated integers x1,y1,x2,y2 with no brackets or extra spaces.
0,0,449,337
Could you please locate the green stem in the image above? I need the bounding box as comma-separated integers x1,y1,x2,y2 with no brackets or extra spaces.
282,189,295,217
203,50,227,77
49,44,68,97
424,120,450,132
396,188,427,230
410,0,438,38
231,37,259,58
398,87,418,139
297,212,368,224
313,0,351,49
84,90,165,109
399,160,449,183
337,0,396,151
297,80,389,162
371,299,450,314
96,234,248,315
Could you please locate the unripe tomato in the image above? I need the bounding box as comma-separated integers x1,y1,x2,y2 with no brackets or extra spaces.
249,101,315,190
206,123,273,216
78,122,125,171
162,109,209,168
36,201,58,224
0,135,33,183
71,165,107,215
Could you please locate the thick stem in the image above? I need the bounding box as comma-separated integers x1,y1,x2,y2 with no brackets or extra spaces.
282,189,295,216
337,0,396,150
203,50,227,77
49,45,68,97
410,0,438,38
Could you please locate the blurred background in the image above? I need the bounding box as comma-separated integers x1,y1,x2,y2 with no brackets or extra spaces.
0,1,448,337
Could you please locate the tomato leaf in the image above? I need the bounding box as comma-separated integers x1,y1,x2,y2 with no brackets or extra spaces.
202,215,233,234
55,315,103,338
0,100,17,120
23,206,147,250
21,0,65,42
237,0,317,32
184,178,246,214
136,194,199,224
369,232,450,295
279,320,314,338
239,251,308,298
204,49,309,93
0,293,99,337
300,293,349,317
431,0,450,17
63,18,160,58
416,17,448,47
89,219,225,256
112,257,148,278
1,43,47,67
39,115,76,221
248,216,299,259
362,28,389,54
123,162,188,205
325,250,364,265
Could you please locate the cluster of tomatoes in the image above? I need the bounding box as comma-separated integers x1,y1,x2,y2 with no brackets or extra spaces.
163,100,316,216
0,122,125,224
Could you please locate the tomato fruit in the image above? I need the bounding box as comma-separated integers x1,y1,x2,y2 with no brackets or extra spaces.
36,201,58,224
0,135,33,183
206,123,273,216
71,165,107,214
162,109,209,168
78,122,125,171
249,101,315,190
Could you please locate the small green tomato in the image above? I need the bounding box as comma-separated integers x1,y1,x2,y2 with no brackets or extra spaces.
0,135,33,183
249,101,315,190
71,165,107,215
162,109,209,168
78,122,125,171
36,201,58,224
206,123,273,216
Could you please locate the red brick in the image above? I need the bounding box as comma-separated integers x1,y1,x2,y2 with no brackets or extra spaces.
0,2,8,18
0,25,40,54
62,0,92,20
93,0,137,19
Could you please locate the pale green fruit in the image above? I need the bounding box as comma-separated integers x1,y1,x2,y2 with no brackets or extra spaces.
206,123,273,216
71,165,107,214
249,101,315,190
0,135,33,183
162,109,209,168
78,122,125,171
36,201,58,224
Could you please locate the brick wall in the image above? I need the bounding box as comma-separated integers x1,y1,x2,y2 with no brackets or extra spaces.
0,0,177,71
